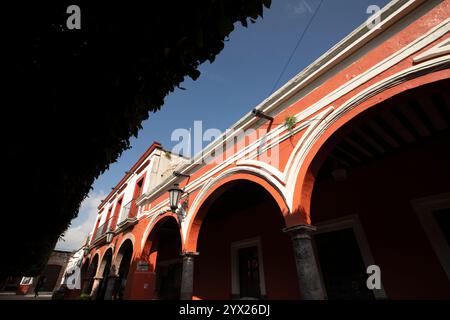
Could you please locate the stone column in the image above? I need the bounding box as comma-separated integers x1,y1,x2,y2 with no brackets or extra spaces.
103,274,119,300
283,224,325,300
90,277,102,299
180,251,199,300
102,265,118,300
81,278,91,294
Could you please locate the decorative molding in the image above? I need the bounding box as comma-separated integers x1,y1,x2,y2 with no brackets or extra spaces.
136,160,150,175
182,166,289,241
414,37,450,64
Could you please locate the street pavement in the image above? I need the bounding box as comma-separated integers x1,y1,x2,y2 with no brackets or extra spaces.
0,291,52,300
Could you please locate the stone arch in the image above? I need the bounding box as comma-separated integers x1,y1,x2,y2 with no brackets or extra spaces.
93,248,114,300
184,169,292,252
97,248,114,278
88,253,99,278
113,234,136,270
289,67,449,224
140,212,180,255
140,214,183,300
79,257,90,292
114,238,134,271
140,214,182,272
84,253,99,295
108,238,135,300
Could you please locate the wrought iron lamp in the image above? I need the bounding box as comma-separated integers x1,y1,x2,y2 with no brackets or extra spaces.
105,230,114,244
168,171,191,221
169,183,183,212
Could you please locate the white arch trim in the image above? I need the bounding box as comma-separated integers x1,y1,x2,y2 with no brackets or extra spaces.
113,234,136,270
96,246,114,278
139,208,176,253
182,165,289,241
284,54,450,209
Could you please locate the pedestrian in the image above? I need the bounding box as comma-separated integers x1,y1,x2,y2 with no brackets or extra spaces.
34,275,46,298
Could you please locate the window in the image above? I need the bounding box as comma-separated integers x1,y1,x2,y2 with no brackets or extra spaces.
231,237,266,299
111,196,123,230
412,193,450,280
238,246,261,298
134,176,145,199
432,208,450,245
313,215,387,299
130,174,146,218
105,207,113,230
314,228,374,300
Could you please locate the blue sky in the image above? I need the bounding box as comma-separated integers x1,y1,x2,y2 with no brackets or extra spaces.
57,0,390,251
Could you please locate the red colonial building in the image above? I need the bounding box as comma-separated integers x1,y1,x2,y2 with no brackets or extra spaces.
80,0,450,300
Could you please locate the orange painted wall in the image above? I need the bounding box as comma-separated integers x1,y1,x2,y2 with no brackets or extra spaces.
193,200,300,300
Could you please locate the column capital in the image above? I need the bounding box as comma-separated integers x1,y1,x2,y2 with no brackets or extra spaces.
181,251,199,258
283,224,316,238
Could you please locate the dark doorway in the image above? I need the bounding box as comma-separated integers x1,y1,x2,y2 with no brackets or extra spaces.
156,262,182,300
153,218,182,300
238,246,261,299
314,228,374,300
114,240,133,300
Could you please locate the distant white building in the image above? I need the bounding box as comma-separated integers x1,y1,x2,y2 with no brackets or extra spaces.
61,248,84,290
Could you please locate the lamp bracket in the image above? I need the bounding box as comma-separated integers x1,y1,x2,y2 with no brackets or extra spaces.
173,171,190,178
252,109,273,121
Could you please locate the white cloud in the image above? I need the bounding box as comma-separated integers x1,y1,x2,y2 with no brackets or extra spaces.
286,0,315,18
56,190,106,251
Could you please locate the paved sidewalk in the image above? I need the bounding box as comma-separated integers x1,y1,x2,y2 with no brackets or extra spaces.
0,292,52,300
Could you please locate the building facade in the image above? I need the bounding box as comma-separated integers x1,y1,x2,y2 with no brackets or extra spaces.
4,250,72,296
81,0,450,300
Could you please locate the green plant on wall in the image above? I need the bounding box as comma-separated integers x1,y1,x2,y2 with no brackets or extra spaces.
284,115,297,131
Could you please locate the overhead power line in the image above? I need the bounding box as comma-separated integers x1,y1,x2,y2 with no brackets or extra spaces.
270,0,325,95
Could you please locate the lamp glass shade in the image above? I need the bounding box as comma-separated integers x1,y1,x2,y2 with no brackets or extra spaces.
106,231,114,243
169,183,182,211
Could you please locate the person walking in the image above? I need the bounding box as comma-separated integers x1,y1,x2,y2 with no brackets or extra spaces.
34,275,46,298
